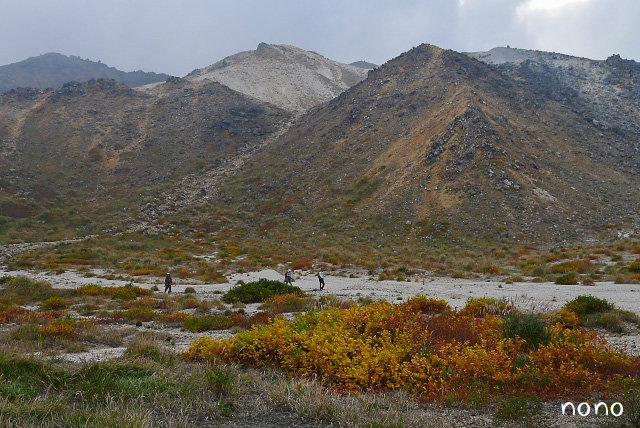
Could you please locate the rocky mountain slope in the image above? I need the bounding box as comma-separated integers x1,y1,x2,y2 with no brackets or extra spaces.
0,53,170,93
0,78,289,240
184,43,369,113
2,43,639,249
468,47,640,140
206,44,640,245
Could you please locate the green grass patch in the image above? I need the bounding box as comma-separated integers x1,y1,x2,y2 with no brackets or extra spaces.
183,315,233,332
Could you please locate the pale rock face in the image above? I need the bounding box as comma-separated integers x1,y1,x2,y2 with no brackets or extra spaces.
467,46,640,138
185,43,370,113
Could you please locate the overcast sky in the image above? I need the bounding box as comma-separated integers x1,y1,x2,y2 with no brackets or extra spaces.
1,0,638,76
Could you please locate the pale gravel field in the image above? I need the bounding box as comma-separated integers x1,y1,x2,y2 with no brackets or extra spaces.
4,266,640,312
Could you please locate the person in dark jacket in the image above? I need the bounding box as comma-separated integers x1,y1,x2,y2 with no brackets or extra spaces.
164,272,172,293
284,269,293,286
317,270,325,290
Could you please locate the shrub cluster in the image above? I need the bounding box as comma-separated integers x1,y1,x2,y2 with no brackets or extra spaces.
564,295,613,315
222,279,303,303
186,296,640,405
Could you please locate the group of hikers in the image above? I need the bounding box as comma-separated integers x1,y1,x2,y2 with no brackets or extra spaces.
162,268,325,294
285,268,325,290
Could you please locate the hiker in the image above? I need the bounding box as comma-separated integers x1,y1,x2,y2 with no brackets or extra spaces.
164,272,172,293
317,270,326,290
284,269,293,286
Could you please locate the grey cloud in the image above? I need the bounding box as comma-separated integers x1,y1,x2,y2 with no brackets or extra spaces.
0,0,637,76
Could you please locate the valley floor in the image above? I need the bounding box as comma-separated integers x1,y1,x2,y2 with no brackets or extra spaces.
1,263,639,427
2,265,640,357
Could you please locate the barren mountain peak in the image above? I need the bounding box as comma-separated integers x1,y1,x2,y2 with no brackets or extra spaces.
185,43,369,113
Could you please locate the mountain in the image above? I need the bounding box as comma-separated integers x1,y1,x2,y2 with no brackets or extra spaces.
203,44,640,246
184,43,369,113
2,43,639,250
350,61,377,69
468,47,640,140
0,53,170,93
0,78,289,240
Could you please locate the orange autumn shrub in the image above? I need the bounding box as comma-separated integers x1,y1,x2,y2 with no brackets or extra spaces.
0,306,64,324
41,319,80,339
186,296,640,405
160,311,192,324
0,306,33,323
401,296,450,314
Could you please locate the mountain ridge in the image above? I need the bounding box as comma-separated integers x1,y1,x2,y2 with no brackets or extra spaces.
0,52,170,93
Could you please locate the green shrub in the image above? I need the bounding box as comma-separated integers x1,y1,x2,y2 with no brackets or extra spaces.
502,313,551,349
222,279,302,304
184,315,233,332
41,296,67,311
564,295,614,315
184,287,196,294
629,260,640,273
112,287,137,300
555,272,578,285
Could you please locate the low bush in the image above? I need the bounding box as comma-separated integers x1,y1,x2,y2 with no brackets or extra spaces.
555,272,578,285
228,311,272,329
402,296,450,314
184,287,196,294
41,319,79,339
160,311,192,324
184,315,233,332
551,260,593,274
502,313,551,349
0,306,62,324
564,295,614,315
112,287,137,300
548,309,581,328
223,279,303,304
40,296,68,310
